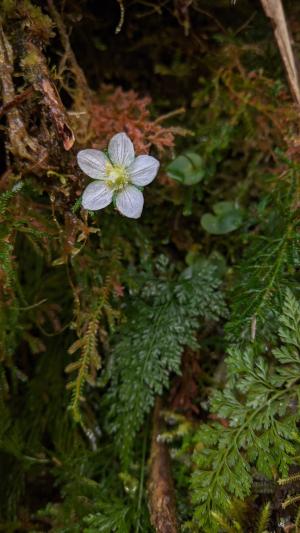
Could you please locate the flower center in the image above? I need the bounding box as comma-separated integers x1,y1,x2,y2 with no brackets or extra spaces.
106,163,129,191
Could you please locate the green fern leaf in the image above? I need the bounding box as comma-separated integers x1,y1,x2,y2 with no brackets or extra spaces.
105,258,227,465
191,289,300,531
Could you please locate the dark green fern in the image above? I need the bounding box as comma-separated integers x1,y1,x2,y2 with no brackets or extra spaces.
191,289,300,531
227,169,299,344
105,258,227,466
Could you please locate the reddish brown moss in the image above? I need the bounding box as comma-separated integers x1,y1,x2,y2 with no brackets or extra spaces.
89,85,180,155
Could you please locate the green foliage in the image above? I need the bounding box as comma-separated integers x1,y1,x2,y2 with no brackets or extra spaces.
105,257,227,465
0,182,23,290
1,0,300,530
83,501,133,533
191,289,300,531
66,295,104,422
66,243,122,422
166,152,205,186
0,181,22,214
0,183,24,362
256,502,271,533
209,500,271,533
227,168,299,343
37,447,150,533
201,201,244,235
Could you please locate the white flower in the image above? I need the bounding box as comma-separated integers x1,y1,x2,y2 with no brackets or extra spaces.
77,132,160,219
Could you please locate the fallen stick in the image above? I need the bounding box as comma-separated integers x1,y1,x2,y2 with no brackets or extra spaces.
46,0,92,144
260,0,300,106
148,398,179,533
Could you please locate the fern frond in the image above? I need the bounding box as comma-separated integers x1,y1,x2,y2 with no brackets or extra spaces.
0,182,22,216
211,511,240,533
296,505,300,532
256,502,271,533
227,171,299,343
210,499,248,532
276,287,300,349
0,232,15,289
83,501,130,533
67,316,100,422
282,494,300,510
278,472,300,486
105,258,227,466
66,290,109,422
65,237,123,422
191,289,300,531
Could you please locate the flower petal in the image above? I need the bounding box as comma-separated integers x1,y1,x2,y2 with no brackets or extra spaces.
108,132,135,168
127,155,160,186
77,149,109,180
116,185,144,219
82,181,113,211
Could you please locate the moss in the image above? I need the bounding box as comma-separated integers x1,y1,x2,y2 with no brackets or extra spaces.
18,0,54,42
1,1,300,531
0,0,16,14
20,49,41,68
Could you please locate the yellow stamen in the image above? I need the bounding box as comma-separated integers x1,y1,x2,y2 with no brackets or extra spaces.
106,163,129,190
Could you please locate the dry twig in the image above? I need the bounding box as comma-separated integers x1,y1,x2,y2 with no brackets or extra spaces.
260,0,300,106
148,398,179,533
0,87,34,119
46,0,92,144
47,0,90,97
